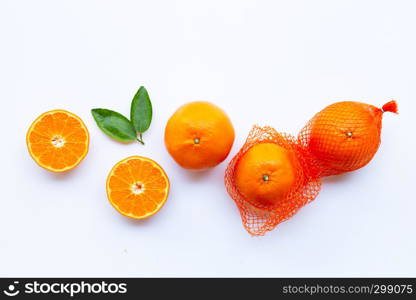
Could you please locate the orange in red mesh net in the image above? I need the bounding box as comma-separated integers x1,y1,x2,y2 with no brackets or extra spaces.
224,126,321,236
225,101,398,236
299,100,398,176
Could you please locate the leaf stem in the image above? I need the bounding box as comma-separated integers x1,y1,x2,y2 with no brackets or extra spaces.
137,133,145,145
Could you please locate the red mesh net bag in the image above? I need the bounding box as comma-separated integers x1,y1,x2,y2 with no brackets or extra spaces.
298,101,398,177
224,126,322,236
225,101,398,236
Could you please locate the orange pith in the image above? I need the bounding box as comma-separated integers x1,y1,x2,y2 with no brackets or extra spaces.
26,110,89,173
234,143,296,207
164,101,235,170
106,156,170,220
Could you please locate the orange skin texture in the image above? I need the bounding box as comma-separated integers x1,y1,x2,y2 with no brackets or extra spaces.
164,101,235,170
307,101,383,174
234,143,296,207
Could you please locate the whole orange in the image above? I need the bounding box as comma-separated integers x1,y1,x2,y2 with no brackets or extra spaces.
164,101,235,169
234,143,296,207
304,101,398,175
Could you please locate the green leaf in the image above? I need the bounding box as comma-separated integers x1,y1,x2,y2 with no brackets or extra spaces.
130,86,152,135
91,109,137,143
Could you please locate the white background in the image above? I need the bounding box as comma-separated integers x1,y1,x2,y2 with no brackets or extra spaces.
1,0,415,277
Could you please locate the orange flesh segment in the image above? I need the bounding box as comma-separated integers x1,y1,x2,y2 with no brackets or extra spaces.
26,110,89,172
106,156,170,219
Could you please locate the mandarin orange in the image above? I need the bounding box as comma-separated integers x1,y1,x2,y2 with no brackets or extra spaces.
301,101,398,176
106,156,170,219
234,143,296,207
164,101,235,170
26,110,89,172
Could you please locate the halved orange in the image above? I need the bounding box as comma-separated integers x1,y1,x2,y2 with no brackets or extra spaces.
26,110,90,173
106,156,170,219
